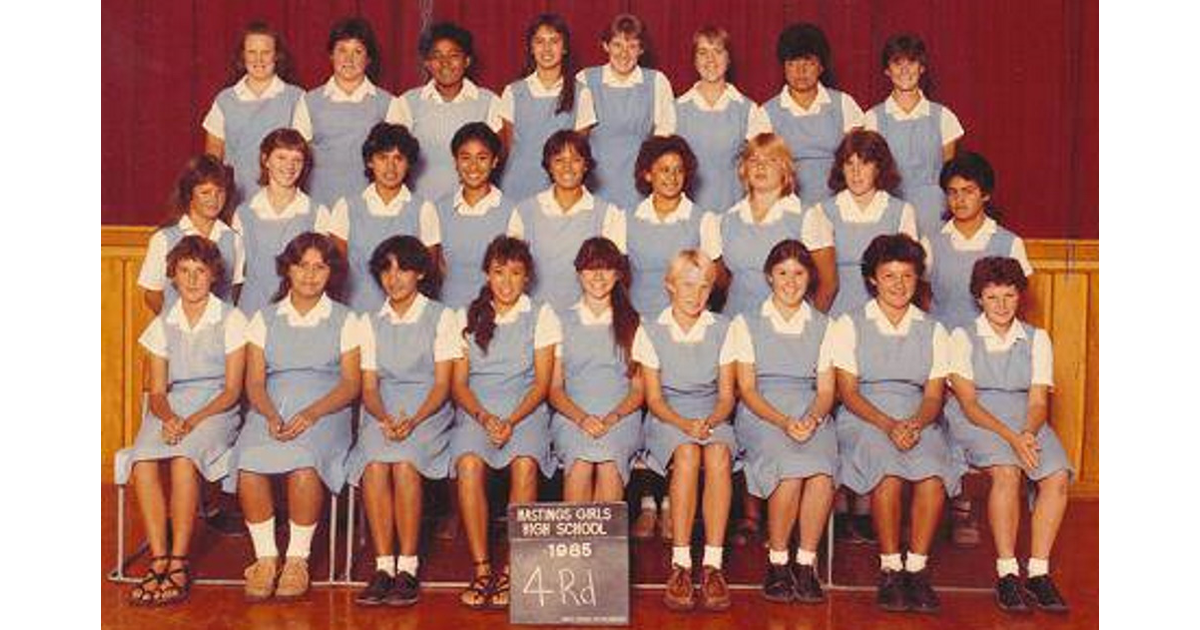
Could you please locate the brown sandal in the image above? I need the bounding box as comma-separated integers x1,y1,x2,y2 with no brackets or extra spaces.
129,556,168,607
459,560,494,610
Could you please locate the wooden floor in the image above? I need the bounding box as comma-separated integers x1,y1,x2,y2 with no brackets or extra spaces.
101,484,1098,629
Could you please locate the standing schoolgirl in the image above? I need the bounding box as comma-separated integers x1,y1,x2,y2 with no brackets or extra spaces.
927,152,1032,331
347,236,460,607
437,122,516,309
326,122,441,313
716,133,837,316
450,236,560,610
138,154,244,314
829,233,962,613
634,251,738,612
293,17,397,208
627,135,722,317
391,22,502,203
549,237,645,503
675,26,771,214
728,239,836,604
813,129,920,317
761,23,864,207
576,13,676,211
864,33,965,238
202,21,304,206
946,257,1071,613
233,128,335,318
497,14,582,202
510,130,627,311
117,236,247,606
227,232,361,602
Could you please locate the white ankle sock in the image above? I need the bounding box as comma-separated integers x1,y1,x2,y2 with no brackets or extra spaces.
247,517,277,559
905,552,928,573
672,546,692,568
285,521,316,559
703,545,723,569
996,557,1019,577
660,496,671,510
1028,557,1049,577
640,496,657,511
880,553,903,572
795,549,817,566
768,548,789,566
396,555,419,576
376,555,396,576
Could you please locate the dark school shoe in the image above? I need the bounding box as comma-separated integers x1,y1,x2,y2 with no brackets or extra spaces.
1023,574,1069,613
762,563,794,603
995,574,1031,613
385,570,420,607
354,570,394,606
877,570,909,612
791,563,826,604
905,569,941,614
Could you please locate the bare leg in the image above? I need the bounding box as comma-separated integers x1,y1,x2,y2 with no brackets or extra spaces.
286,468,325,527
509,456,540,504
987,466,1022,560
701,444,733,547
593,462,625,503
767,479,801,552
393,462,424,557
797,475,834,553
563,460,596,504
456,455,491,572
237,470,275,524
669,445,701,545
167,458,201,557
362,462,395,558
131,461,169,558
871,477,904,555
909,478,947,555
1029,471,1069,560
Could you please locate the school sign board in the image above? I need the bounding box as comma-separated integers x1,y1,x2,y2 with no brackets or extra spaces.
508,501,629,625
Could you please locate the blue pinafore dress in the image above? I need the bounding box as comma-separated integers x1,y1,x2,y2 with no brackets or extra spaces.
234,200,319,317
735,309,838,498
450,301,553,476
346,300,455,483
224,301,356,493
720,205,807,316
401,86,498,202
435,194,515,309
213,82,304,204
944,322,1072,480
580,66,658,211
927,225,1018,330
826,193,908,317
626,207,702,317
870,101,947,238
514,196,612,311
156,221,240,308
763,88,847,207
304,85,395,208
550,308,644,484
835,306,964,496
114,300,242,484
499,80,576,202
676,95,750,214
642,314,738,475
342,190,427,312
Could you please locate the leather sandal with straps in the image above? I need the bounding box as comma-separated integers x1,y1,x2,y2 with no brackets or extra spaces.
459,560,494,610
489,567,510,609
156,556,192,606
129,556,168,607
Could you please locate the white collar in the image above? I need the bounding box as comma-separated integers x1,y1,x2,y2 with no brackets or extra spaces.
779,83,832,116
730,194,803,225
864,299,924,336
833,189,892,223
941,217,999,247
178,215,232,240
275,293,334,327
524,73,564,98
419,77,481,103
760,298,812,335
601,64,645,87
884,90,932,120
572,300,613,325
494,294,533,324
164,294,224,333
678,83,746,112
379,294,428,325
321,76,378,102
233,75,286,101
634,195,694,224
974,313,1028,349
656,307,716,344
453,186,504,216
248,188,313,220
363,184,414,216
536,187,596,217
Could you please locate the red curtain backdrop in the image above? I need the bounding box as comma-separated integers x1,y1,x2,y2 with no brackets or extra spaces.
102,0,1097,239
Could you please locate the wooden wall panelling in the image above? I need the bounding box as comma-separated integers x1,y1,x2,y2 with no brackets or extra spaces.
101,256,127,483
1081,271,1099,489
1048,271,1090,475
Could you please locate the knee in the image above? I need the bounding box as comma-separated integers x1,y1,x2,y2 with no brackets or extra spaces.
393,461,421,482
456,455,486,483
702,445,732,476
806,474,834,494
1039,471,1070,498
511,457,538,482
989,465,1022,492
672,445,701,473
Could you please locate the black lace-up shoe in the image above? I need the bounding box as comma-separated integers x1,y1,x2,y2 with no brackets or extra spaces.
995,574,1030,613
1023,574,1069,613
905,569,941,613
877,570,908,612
